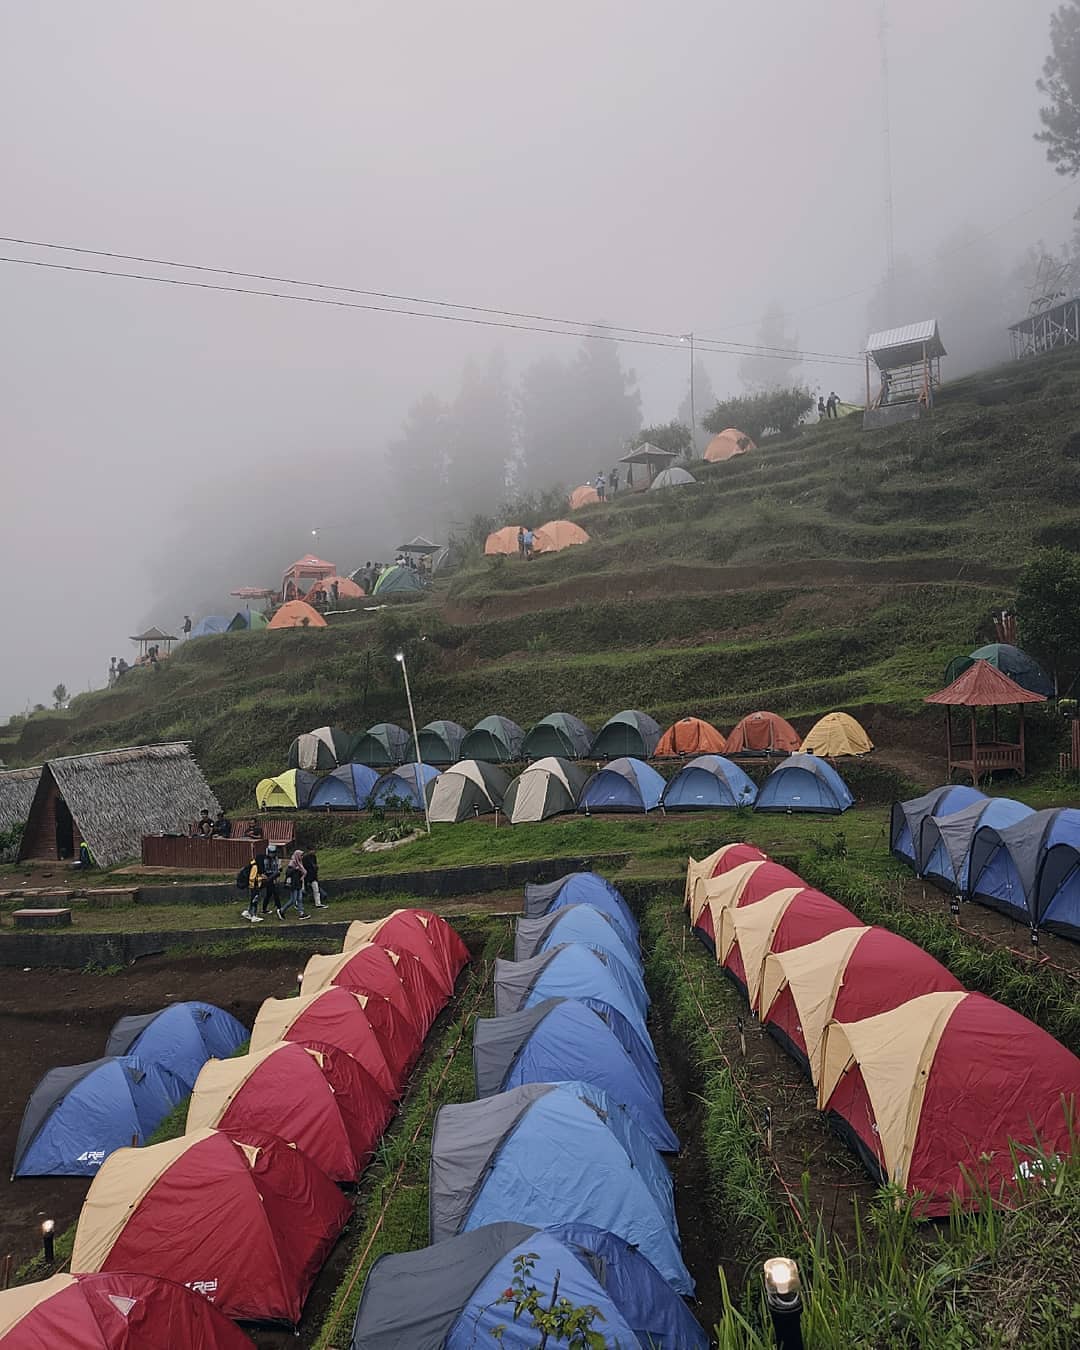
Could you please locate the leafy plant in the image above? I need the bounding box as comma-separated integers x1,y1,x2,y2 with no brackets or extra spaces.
491,1253,607,1348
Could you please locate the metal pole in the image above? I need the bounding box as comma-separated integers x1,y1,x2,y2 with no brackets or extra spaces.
396,652,431,834
689,331,696,455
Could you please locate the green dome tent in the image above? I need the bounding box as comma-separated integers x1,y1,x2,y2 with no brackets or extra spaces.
372,566,423,596
591,710,661,760
943,644,1053,697
288,726,357,772
411,720,468,765
522,713,593,761
460,716,525,763
428,761,511,823
503,758,590,823
351,723,410,767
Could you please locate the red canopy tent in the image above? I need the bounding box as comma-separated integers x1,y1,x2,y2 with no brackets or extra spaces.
281,554,337,600
924,659,1045,784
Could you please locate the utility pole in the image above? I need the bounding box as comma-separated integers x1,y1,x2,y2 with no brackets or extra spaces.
681,332,696,455
880,1,897,314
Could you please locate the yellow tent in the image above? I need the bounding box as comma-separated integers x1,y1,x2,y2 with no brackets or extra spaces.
800,711,873,757
255,770,301,809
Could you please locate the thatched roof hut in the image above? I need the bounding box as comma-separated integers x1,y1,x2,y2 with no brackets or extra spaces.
0,766,41,834
18,744,219,867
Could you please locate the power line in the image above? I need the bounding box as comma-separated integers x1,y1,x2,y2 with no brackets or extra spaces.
0,249,863,364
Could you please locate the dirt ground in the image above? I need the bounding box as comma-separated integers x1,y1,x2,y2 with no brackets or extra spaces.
0,949,305,1274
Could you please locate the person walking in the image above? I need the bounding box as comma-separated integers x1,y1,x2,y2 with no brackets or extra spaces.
108,657,118,687
302,846,325,908
818,396,827,420
239,856,262,922
827,391,840,419
522,527,535,560
182,616,192,640
610,467,619,497
517,526,525,559
251,843,281,919
280,849,309,919
595,472,606,503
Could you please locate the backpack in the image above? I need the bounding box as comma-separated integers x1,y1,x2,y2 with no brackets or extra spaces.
235,864,251,892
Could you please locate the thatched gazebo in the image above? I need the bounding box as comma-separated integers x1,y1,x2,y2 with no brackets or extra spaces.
924,659,1046,784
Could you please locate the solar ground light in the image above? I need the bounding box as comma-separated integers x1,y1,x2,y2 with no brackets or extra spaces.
763,1257,803,1349
41,1219,55,1264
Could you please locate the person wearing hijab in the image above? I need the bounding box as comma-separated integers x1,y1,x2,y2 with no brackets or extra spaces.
279,848,310,919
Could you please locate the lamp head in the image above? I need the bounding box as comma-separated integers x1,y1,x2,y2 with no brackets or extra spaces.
763,1257,800,1303
394,651,405,663
42,1219,55,1235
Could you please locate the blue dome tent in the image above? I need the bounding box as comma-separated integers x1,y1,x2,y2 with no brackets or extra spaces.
754,753,853,814
514,904,641,973
494,945,649,1031
579,757,665,814
350,1222,707,1349
307,763,381,810
189,615,232,638
969,808,1080,937
661,755,757,810
104,1001,248,1090
473,1000,676,1152
523,872,638,945
371,763,441,809
916,798,1034,894
889,785,986,866
429,1082,693,1294
13,1056,188,1177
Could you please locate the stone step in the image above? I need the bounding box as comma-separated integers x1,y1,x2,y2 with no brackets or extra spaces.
13,908,73,929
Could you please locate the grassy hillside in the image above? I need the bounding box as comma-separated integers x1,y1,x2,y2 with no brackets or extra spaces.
4,345,1080,804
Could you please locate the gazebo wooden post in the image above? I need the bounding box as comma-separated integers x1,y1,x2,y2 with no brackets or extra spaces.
944,708,953,778
1019,704,1026,777
970,708,978,786
992,705,999,743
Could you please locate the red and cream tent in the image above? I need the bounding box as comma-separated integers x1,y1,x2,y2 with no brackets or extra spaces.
187,1041,392,1182
0,1271,254,1348
249,986,405,1097
715,886,861,1008
690,859,804,938
301,942,443,1038
344,910,469,998
685,844,767,911
70,1129,350,1324
760,926,963,1083
818,991,1080,1214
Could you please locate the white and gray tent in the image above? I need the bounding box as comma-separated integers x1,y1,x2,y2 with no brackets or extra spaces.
501,756,589,824
287,726,356,771
649,466,697,490
427,760,511,823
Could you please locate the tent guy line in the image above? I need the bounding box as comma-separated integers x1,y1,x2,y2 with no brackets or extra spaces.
0,250,864,366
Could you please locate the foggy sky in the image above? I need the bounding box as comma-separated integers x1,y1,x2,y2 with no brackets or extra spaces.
2,0,1076,720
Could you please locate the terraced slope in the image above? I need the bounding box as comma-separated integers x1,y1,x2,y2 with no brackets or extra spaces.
4,346,1079,803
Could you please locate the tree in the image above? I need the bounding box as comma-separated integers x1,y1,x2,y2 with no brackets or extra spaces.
1016,547,1080,694
637,421,692,456
677,358,717,455
1037,2,1080,177
702,387,814,441
516,356,580,490
569,331,642,477
385,393,450,541
738,302,801,392
445,351,515,522
51,684,68,710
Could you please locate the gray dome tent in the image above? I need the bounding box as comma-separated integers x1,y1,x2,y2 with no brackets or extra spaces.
649,466,697,490
502,757,589,824
427,760,511,823
287,726,356,772
351,723,410,768
521,712,593,760
411,720,468,765
590,710,661,759
460,715,525,763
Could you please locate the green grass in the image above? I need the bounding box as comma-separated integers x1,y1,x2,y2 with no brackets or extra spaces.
310,916,509,1348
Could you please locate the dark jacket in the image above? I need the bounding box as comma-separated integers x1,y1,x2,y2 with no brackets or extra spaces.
255,850,281,880
301,851,319,881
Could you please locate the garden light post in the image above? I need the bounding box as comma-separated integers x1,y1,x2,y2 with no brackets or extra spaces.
395,651,431,835
41,1219,55,1264
763,1257,804,1350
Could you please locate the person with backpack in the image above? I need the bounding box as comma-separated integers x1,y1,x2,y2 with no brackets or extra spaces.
302,846,325,908
238,857,262,922
244,843,281,920
279,849,309,919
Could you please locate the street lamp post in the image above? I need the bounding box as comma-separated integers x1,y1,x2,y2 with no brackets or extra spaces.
681,332,696,456
395,651,431,835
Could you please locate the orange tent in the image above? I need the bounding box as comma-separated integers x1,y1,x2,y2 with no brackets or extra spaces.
569,485,600,510
484,526,523,555
655,717,727,757
267,599,328,630
726,710,800,754
533,520,590,553
308,574,365,600
704,428,756,462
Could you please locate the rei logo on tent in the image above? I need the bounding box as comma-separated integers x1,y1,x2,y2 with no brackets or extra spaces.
186,1279,219,1299
75,1150,106,1165
107,1296,138,1316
